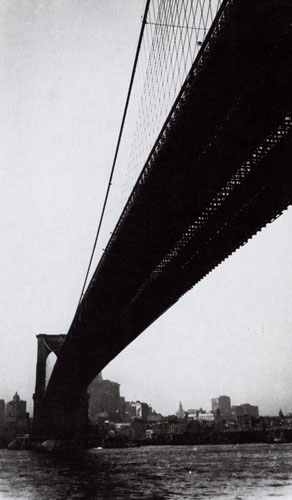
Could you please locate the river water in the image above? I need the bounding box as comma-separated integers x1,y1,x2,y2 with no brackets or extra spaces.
1,443,292,499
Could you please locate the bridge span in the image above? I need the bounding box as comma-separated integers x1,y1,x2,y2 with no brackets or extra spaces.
38,0,292,435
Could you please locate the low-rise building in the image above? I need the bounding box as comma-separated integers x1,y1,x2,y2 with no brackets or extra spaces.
168,422,188,435
237,414,253,431
197,412,214,422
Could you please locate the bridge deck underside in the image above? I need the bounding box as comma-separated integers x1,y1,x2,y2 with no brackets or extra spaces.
47,0,292,402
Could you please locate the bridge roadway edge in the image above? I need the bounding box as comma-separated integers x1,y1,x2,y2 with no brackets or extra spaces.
38,0,292,436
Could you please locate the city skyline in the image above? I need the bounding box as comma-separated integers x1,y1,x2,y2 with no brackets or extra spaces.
0,355,289,419
0,387,263,420
0,374,281,421
0,384,272,425
0,0,292,419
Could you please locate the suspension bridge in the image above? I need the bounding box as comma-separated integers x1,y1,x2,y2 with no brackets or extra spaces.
33,0,292,436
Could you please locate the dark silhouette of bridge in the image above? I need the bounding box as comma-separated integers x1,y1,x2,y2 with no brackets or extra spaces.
34,0,292,435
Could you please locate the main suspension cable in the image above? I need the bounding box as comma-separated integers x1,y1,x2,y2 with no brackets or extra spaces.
77,0,151,308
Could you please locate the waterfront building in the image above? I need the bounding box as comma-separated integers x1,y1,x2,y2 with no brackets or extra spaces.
236,414,253,431
197,412,214,422
88,373,125,423
186,420,201,434
145,428,154,440
114,422,131,434
168,422,188,436
187,408,205,420
176,401,187,419
211,395,232,419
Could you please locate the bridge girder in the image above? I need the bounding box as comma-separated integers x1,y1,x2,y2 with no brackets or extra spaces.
45,0,292,416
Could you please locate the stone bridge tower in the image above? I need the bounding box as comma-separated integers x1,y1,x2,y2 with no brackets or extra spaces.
33,334,66,435
33,333,89,438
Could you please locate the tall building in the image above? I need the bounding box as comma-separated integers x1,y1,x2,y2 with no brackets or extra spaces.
5,392,28,432
211,395,232,420
125,401,149,421
88,373,125,423
231,404,259,419
124,401,136,422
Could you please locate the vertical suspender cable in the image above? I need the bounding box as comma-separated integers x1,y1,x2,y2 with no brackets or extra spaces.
77,0,151,307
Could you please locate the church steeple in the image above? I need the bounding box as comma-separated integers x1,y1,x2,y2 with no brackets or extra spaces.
176,401,186,419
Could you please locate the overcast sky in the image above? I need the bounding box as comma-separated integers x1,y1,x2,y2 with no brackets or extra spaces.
1,0,292,418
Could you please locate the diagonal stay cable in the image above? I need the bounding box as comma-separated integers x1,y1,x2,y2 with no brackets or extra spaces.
77,0,151,307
